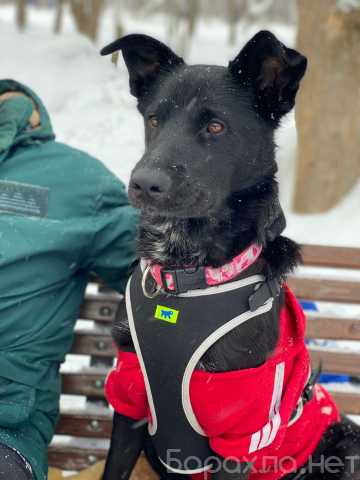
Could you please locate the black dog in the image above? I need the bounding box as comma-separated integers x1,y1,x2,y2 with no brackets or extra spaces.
100,32,360,480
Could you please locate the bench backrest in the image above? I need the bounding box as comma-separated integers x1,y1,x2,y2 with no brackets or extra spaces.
50,244,360,470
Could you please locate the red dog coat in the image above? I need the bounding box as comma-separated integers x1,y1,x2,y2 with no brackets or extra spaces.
105,286,339,479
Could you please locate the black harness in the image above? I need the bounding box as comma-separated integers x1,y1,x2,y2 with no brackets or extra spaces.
126,264,279,474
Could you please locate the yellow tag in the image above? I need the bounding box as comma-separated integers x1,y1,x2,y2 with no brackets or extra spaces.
154,305,179,324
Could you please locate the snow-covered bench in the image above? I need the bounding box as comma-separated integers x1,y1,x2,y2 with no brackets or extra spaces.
49,245,360,472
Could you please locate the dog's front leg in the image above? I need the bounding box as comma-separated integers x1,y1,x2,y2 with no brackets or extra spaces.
211,459,251,480
102,412,147,480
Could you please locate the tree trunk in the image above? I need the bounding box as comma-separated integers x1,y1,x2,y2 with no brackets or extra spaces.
187,0,200,37
54,0,65,34
175,0,200,56
294,0,360,213
69,0,106,42
16,0,27,31
113,0,124,38
227,0,240,45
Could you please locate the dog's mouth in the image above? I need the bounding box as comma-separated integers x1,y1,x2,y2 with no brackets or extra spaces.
128,186,216,219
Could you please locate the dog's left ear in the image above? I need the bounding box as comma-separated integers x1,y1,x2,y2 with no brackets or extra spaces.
101,34,184,100
229,31,307,123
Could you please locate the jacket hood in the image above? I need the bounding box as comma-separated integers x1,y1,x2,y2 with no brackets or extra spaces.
0,79,55,162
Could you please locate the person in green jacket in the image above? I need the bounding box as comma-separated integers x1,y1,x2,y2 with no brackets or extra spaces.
0,79,138,480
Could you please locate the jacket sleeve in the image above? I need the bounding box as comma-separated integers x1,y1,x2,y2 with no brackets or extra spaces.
105,351,149,421
87,170,139,293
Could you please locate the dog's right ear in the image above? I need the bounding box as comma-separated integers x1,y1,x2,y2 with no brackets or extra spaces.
101,34,184,100
228,31,307,124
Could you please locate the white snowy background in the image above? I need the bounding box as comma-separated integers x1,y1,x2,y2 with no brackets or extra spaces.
1,4,359,247
1,2,359,446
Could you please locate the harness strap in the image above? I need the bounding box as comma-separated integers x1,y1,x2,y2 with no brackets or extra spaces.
249,277,281,311
289,363,322,425
302,362,322,404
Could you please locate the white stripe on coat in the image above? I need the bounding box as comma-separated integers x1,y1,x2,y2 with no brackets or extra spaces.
248,362,285,453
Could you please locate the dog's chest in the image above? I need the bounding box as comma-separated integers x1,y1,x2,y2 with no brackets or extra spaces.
125,264,278,470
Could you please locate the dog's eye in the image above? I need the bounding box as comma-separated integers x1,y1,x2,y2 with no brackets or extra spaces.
207,121,224,135
148,115,159,128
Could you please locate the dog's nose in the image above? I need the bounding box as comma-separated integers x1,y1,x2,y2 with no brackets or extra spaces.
130,168,172,199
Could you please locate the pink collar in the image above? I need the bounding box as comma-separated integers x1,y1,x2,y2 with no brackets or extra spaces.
146,243,263,293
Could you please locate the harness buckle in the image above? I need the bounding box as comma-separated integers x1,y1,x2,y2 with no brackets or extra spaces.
248,277,281,312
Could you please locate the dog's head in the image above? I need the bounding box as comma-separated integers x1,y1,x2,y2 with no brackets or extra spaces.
101,32,306,218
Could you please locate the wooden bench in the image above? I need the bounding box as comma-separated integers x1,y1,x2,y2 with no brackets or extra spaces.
49,244,360,472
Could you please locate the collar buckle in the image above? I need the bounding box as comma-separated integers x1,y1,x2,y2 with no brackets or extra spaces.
160,266,207,294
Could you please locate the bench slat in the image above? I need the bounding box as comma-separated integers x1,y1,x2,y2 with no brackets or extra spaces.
309,348,360,376
329,391,360,416
80,294,119,323
301,245,360,270
287,276,360,304
306,315,360,341
55,412,112,438
48,445,107,471
72,331,115,358
61,373,106,398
